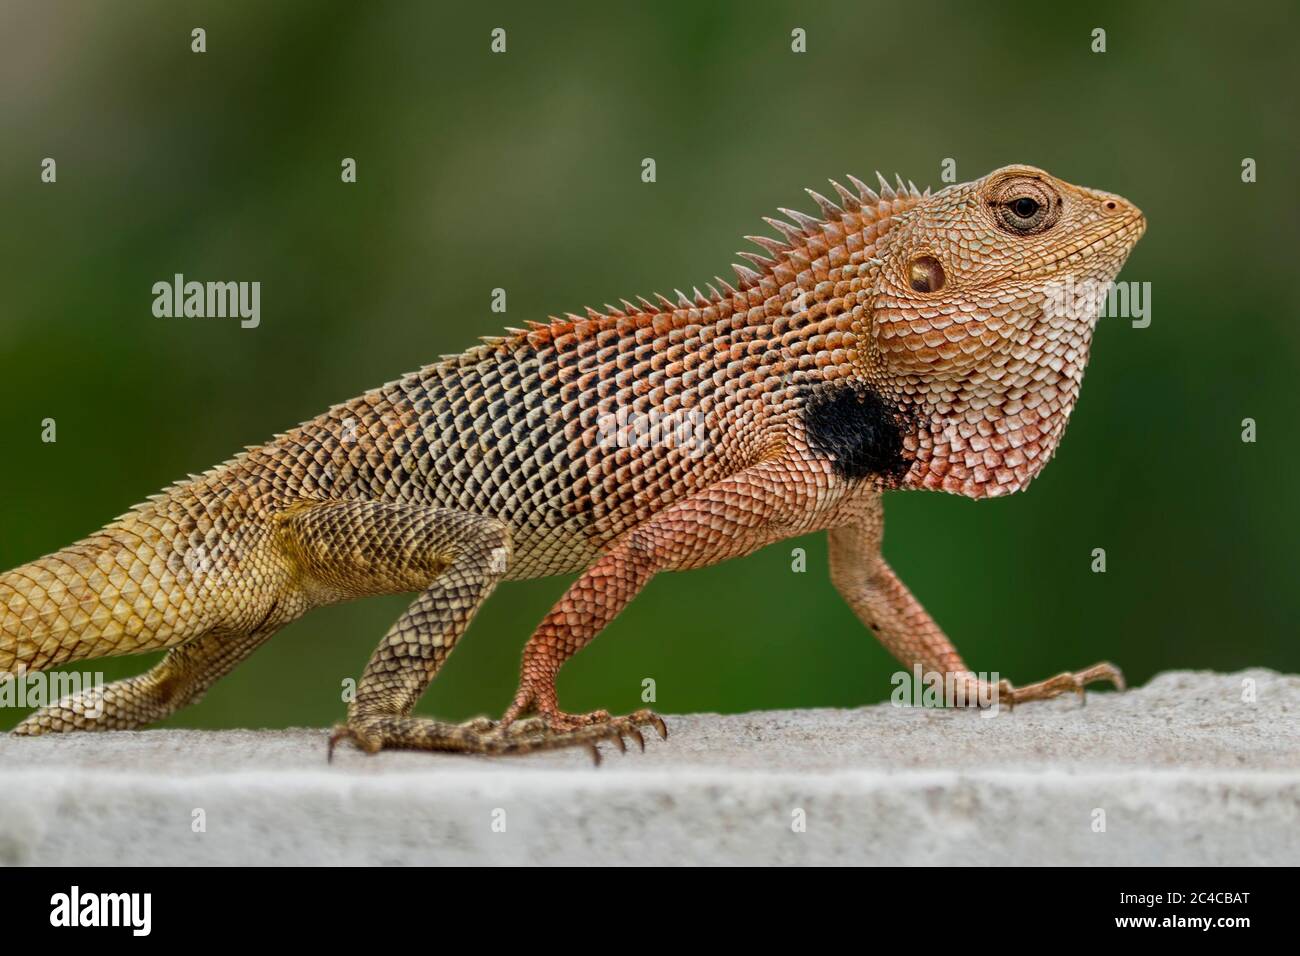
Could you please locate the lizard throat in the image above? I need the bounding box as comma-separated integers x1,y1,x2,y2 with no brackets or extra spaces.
897,368,1087,499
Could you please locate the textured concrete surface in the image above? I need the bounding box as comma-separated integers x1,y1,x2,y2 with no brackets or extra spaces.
0,669,1295,865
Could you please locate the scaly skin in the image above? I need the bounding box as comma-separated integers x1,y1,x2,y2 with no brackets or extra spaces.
1,165,1144,757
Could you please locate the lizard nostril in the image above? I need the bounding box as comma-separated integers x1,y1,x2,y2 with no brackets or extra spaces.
1104,200,1118,212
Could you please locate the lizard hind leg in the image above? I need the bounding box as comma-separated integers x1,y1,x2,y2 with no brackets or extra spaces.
11,627,272,735
297,501,646,760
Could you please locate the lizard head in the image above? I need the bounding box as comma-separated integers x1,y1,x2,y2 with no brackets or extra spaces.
864,164,1146,498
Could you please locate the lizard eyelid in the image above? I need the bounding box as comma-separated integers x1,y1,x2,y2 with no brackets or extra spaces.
990,180,1059,236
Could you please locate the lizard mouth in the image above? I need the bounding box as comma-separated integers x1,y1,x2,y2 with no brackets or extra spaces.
1039,214,1146,278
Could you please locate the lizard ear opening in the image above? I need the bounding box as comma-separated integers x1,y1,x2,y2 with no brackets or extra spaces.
908,255,946,293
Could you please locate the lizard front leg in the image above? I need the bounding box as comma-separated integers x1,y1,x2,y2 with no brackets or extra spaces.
827,517,1123,708
502,458,817,736
498,536,666,741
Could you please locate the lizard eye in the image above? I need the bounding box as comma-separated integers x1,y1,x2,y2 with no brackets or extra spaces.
1012,197,1039,218
990,178,1060,236
909,255,946,293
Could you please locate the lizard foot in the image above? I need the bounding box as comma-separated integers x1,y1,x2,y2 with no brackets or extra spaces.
996,661,1126,710
514,707,614,732
327,710,666,763
507,709,668,764
502,680,668,733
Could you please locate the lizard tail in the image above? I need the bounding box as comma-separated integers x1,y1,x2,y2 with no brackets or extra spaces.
1,523,189,676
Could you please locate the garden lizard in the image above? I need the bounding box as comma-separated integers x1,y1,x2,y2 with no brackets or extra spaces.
1,164,1145,759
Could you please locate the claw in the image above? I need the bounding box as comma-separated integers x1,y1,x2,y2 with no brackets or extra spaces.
608,731,627,754
326,725,351,763
649,714,669,740
1081,661,1126,692
587,744,602,767
626,726,646,752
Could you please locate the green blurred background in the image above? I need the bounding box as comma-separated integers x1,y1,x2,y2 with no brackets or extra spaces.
2,0,1297,731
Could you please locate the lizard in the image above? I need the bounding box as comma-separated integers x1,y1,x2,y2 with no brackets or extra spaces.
1,164,1145,760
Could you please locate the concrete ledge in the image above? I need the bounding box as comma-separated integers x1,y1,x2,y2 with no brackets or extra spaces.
1,670,1296,865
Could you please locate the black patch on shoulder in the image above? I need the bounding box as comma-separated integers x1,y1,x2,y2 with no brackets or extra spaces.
801,383,913,484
